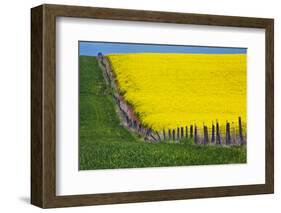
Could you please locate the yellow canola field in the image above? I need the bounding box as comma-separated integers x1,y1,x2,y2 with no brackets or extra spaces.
108,53,246,131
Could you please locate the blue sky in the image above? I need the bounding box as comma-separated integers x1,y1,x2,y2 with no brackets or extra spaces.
79,41,247,56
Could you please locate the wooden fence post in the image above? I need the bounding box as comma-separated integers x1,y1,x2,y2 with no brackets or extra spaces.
211,123,215,143
125,115,129,125
216,121,221,145
226,122,231,145
185,126,188,139
172,129,175,141
238,116,244,145
203,125,209,145
203,126,206,145
194,125,198,144
190,125,193,138
181,127,184,139
138,123,142,133
232,122,236,145
168,129,171,140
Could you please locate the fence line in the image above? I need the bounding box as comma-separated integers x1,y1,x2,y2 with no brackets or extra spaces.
146,118,247,146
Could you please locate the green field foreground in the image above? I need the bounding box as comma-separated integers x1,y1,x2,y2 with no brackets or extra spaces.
79,56,246,170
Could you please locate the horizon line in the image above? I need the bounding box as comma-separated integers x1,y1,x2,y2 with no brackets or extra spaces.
79,41,247,56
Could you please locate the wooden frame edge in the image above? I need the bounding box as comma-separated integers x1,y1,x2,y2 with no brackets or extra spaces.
31,4,274,208
31,5,44,207
265,19,274,194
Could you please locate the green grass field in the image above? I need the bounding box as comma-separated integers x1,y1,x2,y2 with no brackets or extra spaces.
79,56,246,170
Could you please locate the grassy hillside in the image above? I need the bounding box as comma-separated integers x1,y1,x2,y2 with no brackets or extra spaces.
79,56,246,170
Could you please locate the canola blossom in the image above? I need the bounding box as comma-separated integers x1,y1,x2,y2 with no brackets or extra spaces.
108,53,246,131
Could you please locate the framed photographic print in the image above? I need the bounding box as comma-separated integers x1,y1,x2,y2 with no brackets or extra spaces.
31,4,274,208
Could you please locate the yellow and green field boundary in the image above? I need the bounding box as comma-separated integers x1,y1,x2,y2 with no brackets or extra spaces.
79,56,246,170
97,53,246,146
